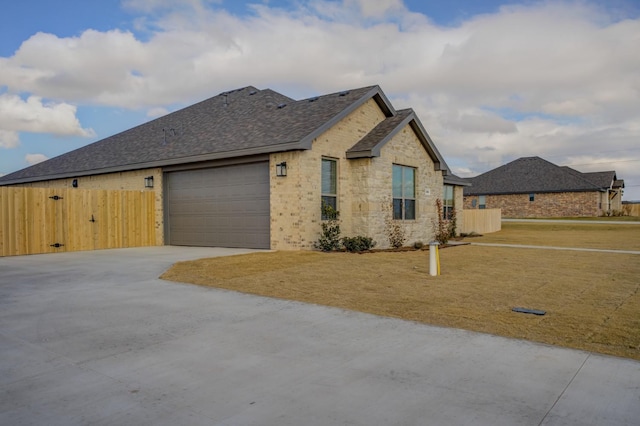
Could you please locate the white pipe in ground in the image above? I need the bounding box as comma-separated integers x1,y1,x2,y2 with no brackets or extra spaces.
429,241,439,276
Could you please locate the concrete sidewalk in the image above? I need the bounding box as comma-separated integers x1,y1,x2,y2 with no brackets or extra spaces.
471,242,640,255
1,247,639,425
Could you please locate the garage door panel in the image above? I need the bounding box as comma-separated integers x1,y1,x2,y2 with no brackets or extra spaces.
166,162,270,249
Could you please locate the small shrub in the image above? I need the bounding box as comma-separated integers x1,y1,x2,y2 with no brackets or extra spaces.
460,231,482,238
342,236,377,252
447,206,457,239
314,203,342,251
382,196,406,248
433,198,453,244
413,241,424,249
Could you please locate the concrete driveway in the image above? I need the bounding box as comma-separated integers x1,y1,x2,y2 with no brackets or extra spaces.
1,247,639,425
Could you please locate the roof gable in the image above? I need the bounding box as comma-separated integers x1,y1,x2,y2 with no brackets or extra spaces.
346,108,450,174
581,171,616,188
464,156,607,196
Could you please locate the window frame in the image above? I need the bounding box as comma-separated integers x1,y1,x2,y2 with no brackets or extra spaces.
392,164,416,221
442,184,455,219
478,195,486,209
321,157,338,219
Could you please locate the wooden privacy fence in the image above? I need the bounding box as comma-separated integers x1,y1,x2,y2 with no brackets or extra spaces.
1,187,156,257
623,203,640,217
460,208,502,235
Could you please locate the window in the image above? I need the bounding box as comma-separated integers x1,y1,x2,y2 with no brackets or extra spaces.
321,158,337,218
443,185,454,219
479,195,486,209
529,193,535,202
392,164,416,220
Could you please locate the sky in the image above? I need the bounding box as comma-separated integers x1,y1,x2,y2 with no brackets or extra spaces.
1,0,639,200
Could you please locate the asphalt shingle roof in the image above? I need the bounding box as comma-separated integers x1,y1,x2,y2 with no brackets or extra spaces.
347,109,414,156
0,85,394,184
581,171,617,188
345,108,450,175
463,156,614,196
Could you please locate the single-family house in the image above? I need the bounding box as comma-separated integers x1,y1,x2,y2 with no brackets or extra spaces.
463,156,624,217
0,85,467,249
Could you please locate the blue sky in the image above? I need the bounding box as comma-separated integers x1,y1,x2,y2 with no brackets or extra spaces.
1,0,640,199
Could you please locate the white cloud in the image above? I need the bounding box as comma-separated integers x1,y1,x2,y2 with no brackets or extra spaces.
25,153,49,165
122,0,221,13
440,110,518,134
147,107,169,117
0,94,94,137
0,130,20,148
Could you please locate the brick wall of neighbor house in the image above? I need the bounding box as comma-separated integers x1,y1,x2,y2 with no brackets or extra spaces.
12,168,164,244
463,191,602,217
270,99,443,250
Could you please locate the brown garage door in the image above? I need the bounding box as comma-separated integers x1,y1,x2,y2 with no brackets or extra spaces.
165,162,270,249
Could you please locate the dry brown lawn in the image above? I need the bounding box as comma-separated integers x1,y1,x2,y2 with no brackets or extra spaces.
161,223,640,360
474,222,640,251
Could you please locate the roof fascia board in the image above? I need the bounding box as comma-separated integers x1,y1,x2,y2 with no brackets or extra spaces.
345,113,415,159
409,115,449,174
298,86,395,150
444,176,471,186
371,89,396,117
346,111,450,175
162,154,270,173
0,141,303,185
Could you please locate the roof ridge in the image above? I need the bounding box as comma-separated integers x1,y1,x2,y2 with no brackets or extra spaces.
465,156,610,195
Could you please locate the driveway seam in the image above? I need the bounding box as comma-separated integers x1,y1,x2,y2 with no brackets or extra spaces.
538,353,591,425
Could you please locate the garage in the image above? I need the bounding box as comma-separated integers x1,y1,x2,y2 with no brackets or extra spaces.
165,162,270,249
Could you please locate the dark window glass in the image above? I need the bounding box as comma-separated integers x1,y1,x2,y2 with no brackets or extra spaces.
443,185,454,219
321,159,337,219
393,198,403,220
392,164,416,220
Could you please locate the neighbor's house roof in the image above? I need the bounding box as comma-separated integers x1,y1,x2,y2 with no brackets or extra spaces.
464,156,621,196
0,85,452,185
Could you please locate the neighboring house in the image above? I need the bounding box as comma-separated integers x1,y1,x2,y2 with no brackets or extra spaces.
0,85,466,250
463,156,624,218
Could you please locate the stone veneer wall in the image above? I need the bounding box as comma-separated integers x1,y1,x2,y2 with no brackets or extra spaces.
369,128,443,246
12,168,164,244
270,98,386,250
463,191,602,217
270,99,443,250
